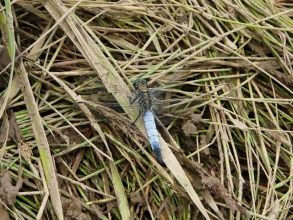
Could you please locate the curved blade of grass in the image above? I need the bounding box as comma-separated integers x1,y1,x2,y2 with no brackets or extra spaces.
0,2,15,119
39,1,132,219
110,161,131,220
0,2,64,219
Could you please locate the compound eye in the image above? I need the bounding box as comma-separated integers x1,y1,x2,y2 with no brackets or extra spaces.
133,79,139,89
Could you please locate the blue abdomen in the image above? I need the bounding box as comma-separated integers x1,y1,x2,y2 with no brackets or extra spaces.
143,110,163,163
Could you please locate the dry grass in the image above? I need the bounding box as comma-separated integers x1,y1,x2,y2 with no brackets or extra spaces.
1,0,293,219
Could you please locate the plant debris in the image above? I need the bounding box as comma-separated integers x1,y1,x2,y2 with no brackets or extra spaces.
0,0,293,219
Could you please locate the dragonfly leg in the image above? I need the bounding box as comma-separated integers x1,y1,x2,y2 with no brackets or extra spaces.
132,109,142,124
129,93,141,104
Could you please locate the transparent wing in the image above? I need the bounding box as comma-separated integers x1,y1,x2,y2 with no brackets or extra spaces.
147,66,187,94
76,67,187,120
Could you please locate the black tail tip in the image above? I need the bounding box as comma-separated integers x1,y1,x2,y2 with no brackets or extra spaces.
153,147,164,164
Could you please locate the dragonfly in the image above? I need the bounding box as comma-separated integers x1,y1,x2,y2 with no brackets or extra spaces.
118,68,186,164
82,67,186,164
131,78,164,164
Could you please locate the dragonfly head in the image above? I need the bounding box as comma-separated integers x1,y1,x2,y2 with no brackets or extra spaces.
133,78,148,90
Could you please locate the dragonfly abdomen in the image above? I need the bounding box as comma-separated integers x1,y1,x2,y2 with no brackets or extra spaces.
143,110,163,164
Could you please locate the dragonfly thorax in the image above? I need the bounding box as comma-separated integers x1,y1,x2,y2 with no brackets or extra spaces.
133,79,154,112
